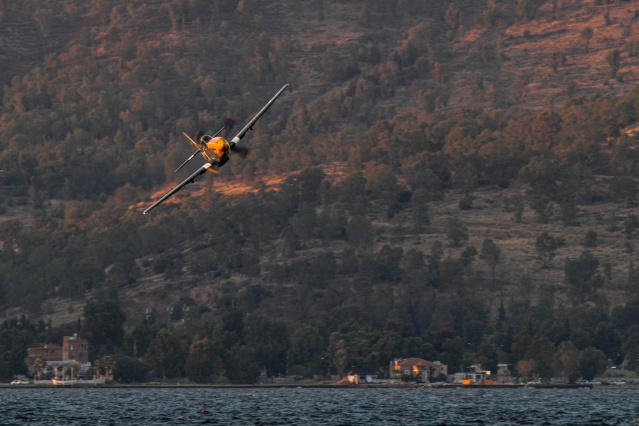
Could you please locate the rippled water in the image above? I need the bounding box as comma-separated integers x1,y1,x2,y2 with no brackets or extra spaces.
0,387,637,425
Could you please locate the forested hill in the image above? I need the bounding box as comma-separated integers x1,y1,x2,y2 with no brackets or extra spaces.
1,1,639,383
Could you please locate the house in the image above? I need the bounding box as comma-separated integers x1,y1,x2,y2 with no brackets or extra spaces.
496,363,511,383
451,364,491,385
62,334,89,363
25,334,90,377
389,358,448,382
25,343,63,375
346,371,359,384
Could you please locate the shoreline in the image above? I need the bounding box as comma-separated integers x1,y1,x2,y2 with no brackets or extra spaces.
1,383,625,390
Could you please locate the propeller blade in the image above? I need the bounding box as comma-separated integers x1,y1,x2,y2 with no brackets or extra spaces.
211,125,226,138
195,130,203,145
233,145,250,159
175,149,201,173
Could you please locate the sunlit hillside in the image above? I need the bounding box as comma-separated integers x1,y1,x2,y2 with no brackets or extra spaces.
1,0,639,383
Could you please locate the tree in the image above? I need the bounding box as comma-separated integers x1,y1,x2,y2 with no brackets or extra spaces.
578,347,607,381
243,313,290,377
593,322,623,364
517,0,544,21
34,357,45,381
606,49,621,79
622,331,639,371
584,230,598,247
185,338,222,383
427,240,444,287
32,8,54,37
581,27,593,52
113,356,149,383
526,335,555,379
92,356,112,379
514,73,531,99
289,325,327,377
476,341,500,374
328,335,349,377
609,176,638,206
375,245,404,282
292,203,317,242
346,215,375,253
127,324,158,358
535,232,564,268
549,51,565,73
453,159,478,203
552,341,580,383
83,298,126,360
445,217,468,247
510,191,525,222
444,2,461,31
0,326,33,377
410,188,431,229
226,345,262,384
145,329,188,381
564,251,602,302
624,215,639,239
480,239,501,288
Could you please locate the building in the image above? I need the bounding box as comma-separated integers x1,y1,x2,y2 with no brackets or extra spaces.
25,334,90,377
496,363,511,383
62,334,89,363
451,364,491,384
25,343,63,374
389,358,448,382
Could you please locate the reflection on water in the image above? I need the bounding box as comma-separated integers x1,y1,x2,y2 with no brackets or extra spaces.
0,387,637,425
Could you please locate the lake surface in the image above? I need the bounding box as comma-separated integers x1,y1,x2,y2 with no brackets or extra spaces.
0,387,637,425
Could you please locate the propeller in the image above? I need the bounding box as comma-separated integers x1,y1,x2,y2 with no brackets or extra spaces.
175,129,206,173
175,118,245,173
175,148,202,173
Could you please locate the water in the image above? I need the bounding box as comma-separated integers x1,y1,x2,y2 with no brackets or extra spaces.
0,387,637,425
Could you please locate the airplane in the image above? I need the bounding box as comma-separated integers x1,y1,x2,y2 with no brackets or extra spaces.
143,83,290,214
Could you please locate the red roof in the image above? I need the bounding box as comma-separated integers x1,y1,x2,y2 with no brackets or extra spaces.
395,357,432,367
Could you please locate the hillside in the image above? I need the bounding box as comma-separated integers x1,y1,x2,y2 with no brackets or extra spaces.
1,0,639,382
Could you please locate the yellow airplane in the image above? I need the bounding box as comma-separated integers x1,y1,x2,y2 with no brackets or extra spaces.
143,83,290,214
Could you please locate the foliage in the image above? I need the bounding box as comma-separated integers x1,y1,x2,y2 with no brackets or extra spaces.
184,338,222,383
578,347,607,381
2,0,639,385
82,298,126,360
113,356,150,383
145,329,188,380
535,232,565,268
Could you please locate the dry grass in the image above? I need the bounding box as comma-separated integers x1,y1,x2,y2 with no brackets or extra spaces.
449,1,639,110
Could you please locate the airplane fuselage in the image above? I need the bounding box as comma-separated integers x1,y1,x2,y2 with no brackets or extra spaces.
197,135,231,166
205,136,231,161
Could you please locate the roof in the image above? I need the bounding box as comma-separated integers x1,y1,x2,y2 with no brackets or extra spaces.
394,357,433,368
29,343,62,350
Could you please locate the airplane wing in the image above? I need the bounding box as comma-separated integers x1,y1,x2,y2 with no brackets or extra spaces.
230,83,290,146
143,162,214,215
